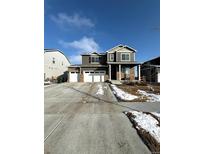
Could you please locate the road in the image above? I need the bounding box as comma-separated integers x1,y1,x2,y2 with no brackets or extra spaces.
44,82,159,154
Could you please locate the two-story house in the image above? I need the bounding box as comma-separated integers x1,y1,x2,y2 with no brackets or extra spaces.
68,44,138,82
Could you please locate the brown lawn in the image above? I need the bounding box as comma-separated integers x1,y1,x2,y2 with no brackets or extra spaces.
116,82,160,102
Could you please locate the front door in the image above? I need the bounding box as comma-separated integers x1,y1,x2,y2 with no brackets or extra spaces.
111,65,116,80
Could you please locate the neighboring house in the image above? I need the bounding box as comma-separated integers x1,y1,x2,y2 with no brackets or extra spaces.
140,56,160,83
44,49,71,82
68,44,140,82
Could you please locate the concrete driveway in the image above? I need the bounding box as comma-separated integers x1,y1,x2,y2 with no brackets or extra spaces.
44,82,158,154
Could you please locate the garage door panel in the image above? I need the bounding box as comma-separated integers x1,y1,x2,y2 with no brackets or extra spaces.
70,72,79,82
83,70,105,82
93,74,100,82
84,71,92,82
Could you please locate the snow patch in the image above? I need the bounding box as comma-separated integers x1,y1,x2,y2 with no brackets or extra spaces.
111,84,138,101
129,111,160,142
137,90,160,102
96,84,104,95
151,112,160,118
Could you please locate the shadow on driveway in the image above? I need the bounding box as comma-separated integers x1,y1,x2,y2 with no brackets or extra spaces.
68,86,142,112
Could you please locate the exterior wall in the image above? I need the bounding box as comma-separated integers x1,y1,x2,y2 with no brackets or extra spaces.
107,47,135,62
81,67,107,72
116,52,135,62
82,55,90,65
44,51,70,81
68,67,80,72
141,66,160,83
141,57,160,83
82,55,107,65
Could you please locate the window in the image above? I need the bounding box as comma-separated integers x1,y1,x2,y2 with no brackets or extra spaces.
110,54,114,61
122,67,130,74
52,57,55,64
91,56,100,63
121,53,130,61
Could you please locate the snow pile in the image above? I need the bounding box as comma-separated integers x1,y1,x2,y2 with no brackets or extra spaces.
151,112,160,118
96,84,104,95
137,90,160,102
111,84,138,101
129,111,160,143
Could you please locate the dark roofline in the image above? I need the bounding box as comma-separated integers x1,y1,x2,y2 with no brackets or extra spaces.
81,52,106,56
143,56,160,64
44,48,71,64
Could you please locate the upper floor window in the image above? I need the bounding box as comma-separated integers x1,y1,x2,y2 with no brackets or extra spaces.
121,53,130,61
91,56,100,63
110,54,114,61
52,57,55,64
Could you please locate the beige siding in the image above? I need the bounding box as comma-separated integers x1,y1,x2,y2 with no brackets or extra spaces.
44,51,70,80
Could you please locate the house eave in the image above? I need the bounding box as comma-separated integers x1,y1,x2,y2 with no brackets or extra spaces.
107,61,138,65
80,65,108,68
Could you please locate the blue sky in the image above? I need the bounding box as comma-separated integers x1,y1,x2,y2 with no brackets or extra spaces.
45,0,160,64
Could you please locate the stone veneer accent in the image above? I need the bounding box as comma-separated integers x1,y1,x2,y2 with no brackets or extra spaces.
104,74,109,81
79,72,84,82
116,66,135,80
130,66,135,80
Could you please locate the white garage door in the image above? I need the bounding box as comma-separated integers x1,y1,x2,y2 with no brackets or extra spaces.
93,72,101,82
84,71,93,82
84,71,105,82
69,72,79,82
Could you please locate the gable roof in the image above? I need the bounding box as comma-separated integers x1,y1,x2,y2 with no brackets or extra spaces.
106,44,137,53
44,48,71,64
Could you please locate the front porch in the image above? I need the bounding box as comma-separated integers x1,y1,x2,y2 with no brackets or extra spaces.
108,64,141,81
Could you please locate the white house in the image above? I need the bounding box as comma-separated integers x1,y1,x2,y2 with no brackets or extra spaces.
44,49,71,82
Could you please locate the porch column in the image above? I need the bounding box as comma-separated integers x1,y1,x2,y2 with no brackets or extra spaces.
109,64,111,80
119,64,121,81
138,64,141,81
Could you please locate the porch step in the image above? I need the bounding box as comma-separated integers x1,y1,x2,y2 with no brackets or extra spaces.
110,80,122,85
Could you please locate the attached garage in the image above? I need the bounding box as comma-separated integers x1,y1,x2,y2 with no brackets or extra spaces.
83,71,105,82
69,72,79,82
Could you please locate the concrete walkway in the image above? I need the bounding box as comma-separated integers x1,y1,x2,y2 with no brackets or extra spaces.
45,82,155,154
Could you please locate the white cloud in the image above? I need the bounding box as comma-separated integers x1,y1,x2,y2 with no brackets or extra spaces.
50,13,94,29
59,36,100,52
69,55,82,64
59,36,100,64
